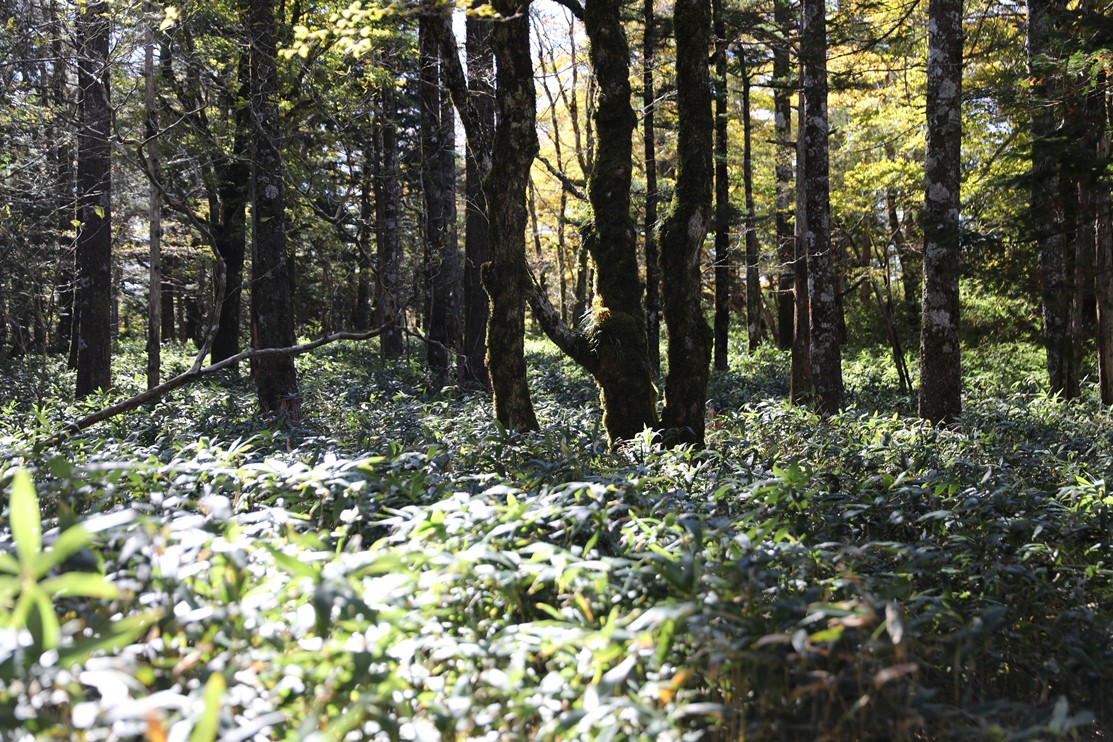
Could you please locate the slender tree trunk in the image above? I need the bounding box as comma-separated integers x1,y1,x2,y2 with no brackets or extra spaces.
1095,74,1113,404
484,0,539,431
742,55,762,353
419,13,458,391
660,0,713,445
246,0,301,418
712,0,730,372
462,14,494,390
791,90,812,403
144,3,161,389
801,0,842,414
51,0,75,358
887,183,921,331
75,0,113,398
643,0,661,375
918,0,963,423
773,0,795,350
374,84,404,358
354,129,373,331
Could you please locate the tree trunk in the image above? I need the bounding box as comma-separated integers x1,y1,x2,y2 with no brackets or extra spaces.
801,0,842,415
918,0,963,423
374,83,404,358
643,0,660,376
484,0,539,431
659,0,713,445
887,183,921,331
462,14,494,390
144,2,161,389
419,12,458,392
791,90,812,403
742,55,762,353
246,0,301,418
773,0,795,351
712,0,731,372
75,0,113,398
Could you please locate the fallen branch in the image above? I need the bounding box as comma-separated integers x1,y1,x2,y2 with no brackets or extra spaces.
49,320,395,445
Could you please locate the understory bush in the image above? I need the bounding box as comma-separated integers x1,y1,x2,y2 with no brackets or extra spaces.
0,337,1110,740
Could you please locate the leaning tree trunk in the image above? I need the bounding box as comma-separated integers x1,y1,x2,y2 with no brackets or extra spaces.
801,0,843,416
712,0,730,372
659,0,713,445
918,0,963,423
462,13,495,390
773,0,795,350
483,0,539,431
246,0,301,418
75,0,113,398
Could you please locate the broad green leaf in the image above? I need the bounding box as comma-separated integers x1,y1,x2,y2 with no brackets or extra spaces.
9,470,42,568
189,672,225,742
262,543,318,581
39,572,118,600
29,586,60,652
34,526,93,579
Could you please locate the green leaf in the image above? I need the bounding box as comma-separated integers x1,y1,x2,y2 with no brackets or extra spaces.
189,672,225,742
9,470,42,568
29,586,60,652
57,610,160,668
34,525,93,579
39,572,118,600
0,552,19,575
262,543,318,581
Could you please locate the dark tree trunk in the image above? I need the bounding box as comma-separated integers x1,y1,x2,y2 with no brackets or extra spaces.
246,0,301,418
801,0,842,415
419,13,458,392
354,133,373,332
462,14,494,390
374,84,404,358
712,0,731,372
161,254,176,341
791,91,812,403
1095,75,1113,404
918,0,963,423
773,0,795,350
144,3,161,389
643,0,661,375
659,0,713,445
742,56,762,353
75,0,113,398
484,0,539,431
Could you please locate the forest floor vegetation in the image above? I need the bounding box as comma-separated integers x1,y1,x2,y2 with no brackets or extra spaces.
0,335,1110,740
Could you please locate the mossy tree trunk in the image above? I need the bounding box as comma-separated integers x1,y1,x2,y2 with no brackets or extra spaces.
531,0,658,446
659,0,713,445
801,0,843,416
245,0,301,418
483,0,539,432
918,0,963,423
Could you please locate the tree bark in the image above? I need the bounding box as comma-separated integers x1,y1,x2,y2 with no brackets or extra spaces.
1095,74,1113,404
801,0,842,415
462,14,494,390
144,2,161,389
742,54,762,353
484,0,539,432
773,0,795,351
791,89,812,403
374,83,405,358
712,0,731,372
918,0,963,423
75,0,113,398
419,12,458,392
643,0,661,375
246,0,301,418
659,0,713,445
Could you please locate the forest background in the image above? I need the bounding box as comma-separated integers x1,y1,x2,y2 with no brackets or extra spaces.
1,0,1112,738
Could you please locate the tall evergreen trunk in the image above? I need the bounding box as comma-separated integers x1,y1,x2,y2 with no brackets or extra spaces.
75,0,113,398
51,0,75,359
462,14,494,390
773,0,795,350
918,0,963,423
144,3,161,389
791,91,812,403
374,84,404,357
484,0,539,431
643,0,660,375
659,0,713,445
741,56,762,353
801,0,842,415
354,129,373,331
712,0,730,372
1095,74,1113,404
246,0,301,418
419,13,457,392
